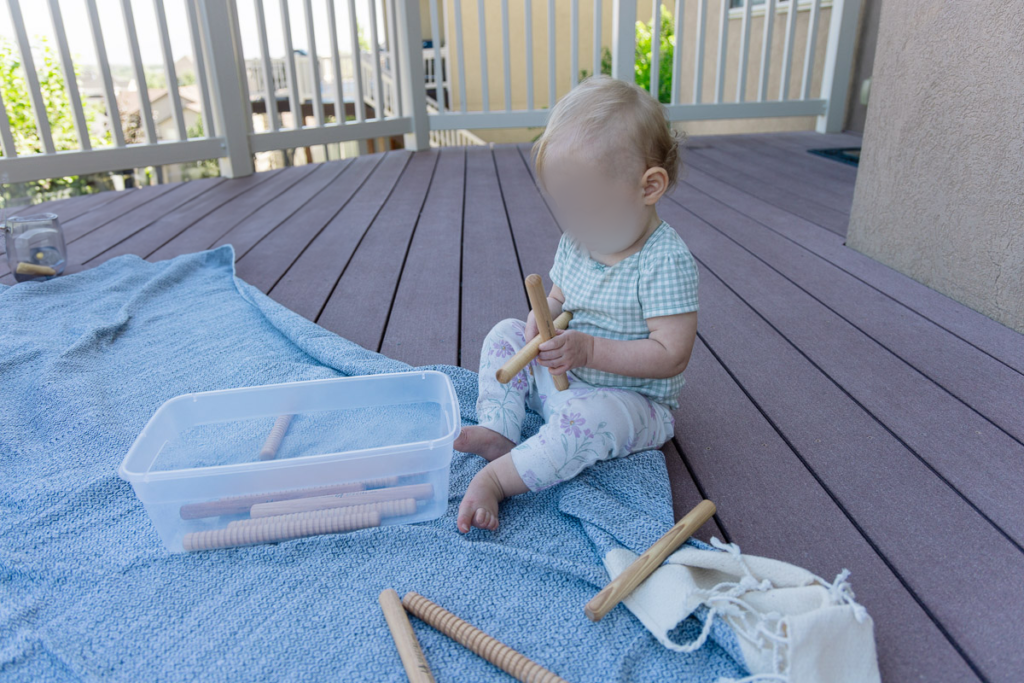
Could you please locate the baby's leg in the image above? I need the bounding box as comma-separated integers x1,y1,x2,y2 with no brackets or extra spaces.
511,386,676,491
458,319,532,460
456,454,528,533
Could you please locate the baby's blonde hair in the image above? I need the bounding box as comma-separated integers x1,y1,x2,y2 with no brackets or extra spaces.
533,75,681,190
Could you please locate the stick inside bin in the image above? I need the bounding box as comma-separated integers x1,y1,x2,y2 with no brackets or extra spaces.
250,483,434,518
178,476,401,519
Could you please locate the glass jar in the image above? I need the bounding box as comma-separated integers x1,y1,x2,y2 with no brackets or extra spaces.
4,213,67,282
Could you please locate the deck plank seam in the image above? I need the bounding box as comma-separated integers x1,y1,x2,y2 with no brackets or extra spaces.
683,241,1024,556
82,179,231,265
196,164,335,256
669,435,732,544
374,151,443,352
665,193,1024,449
677,176,1024,379
490,147,534,312
234,157,374,263
682,148,847,237
695,330,991,683
128,169,287,261
306,152,415,324
59,183,190,252
456,148,468,367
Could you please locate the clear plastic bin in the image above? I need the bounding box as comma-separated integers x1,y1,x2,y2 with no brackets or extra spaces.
119,371,460,552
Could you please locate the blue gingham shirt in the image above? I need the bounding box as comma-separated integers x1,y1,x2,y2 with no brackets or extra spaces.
550,221,699,408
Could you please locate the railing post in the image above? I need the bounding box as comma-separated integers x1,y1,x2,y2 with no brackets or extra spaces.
196,0,254,177
816,0,862,133
611,0,637,83
396,0,430,151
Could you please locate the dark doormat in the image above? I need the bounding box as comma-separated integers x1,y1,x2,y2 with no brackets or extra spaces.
808,148,860,167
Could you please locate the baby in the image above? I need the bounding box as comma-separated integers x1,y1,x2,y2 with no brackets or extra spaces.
455,76,699,533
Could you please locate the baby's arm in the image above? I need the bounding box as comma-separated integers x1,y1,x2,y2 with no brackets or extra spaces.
523,284,566,340
538,311,698,379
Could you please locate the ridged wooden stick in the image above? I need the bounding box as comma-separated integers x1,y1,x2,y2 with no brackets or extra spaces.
250,483,434,518
227,498,417,529
402,592,568,683
178,476,400,520
15,262,56,276
379,589,435,683
182,511,380,551
524,274,569,391
495,311,572,384
258,414,293,460
585,500,717,622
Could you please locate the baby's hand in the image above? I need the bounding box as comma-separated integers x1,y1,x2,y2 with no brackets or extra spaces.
538,330,593,376
524,310,539,341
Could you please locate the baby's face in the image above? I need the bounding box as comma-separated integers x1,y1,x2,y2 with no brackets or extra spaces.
541,150,648,255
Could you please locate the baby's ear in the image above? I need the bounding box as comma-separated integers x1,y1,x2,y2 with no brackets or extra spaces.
641,166,670,205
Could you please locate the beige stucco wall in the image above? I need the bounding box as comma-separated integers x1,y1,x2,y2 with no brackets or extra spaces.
433,0,834,142
847,3,1024,332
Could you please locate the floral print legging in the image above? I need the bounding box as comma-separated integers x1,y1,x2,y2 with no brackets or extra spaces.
476,318,676,492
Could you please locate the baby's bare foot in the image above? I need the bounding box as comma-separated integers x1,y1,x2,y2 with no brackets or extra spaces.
453,426,514,462
456,455,529,534
457,469,502,533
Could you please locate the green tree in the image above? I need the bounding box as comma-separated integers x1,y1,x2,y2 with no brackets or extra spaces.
577,10,676,104
634,9,675,104
0,36,110,195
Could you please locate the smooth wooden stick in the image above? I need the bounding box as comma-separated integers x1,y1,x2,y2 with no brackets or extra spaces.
495,311,572,384
585,499,717,622
178,476,400,520
15,262,56,276
379,589,436,683
402,592,568,683
524,273,569,391
249,483,434,519
258,414,293,460
182,510,381,551
227,498,417,528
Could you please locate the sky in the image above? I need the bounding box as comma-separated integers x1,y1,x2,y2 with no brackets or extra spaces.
0,0,383,73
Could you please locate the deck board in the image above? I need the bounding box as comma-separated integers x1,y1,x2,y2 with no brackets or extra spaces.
68,177,225,267
668,181,1024,445
380,148,466,367
680,165,1024,374
682,148,851,236
316,150,439,349
693,136,856,209
492,146,562,290
150,164,321,261
91,169,284,265
674,340,981,683
664,242,1024,682
11,133,1022,682
459,147,530,370
265,151,410,317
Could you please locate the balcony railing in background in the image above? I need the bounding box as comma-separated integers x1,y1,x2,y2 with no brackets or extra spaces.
0,0,861,185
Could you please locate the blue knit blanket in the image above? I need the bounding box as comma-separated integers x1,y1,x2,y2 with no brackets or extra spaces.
0,246,747,682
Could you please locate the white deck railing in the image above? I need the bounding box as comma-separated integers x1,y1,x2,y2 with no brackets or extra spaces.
0,0,860,184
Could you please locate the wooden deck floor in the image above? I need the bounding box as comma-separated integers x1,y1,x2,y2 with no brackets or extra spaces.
5,132,1023,683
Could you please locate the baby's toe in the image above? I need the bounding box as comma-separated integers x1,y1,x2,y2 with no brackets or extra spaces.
473,507,499,531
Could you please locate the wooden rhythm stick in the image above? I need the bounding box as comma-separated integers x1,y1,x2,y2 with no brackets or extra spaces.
402,592,568,683
524,274,569,391
258,414,293,460
15,262,56,276
585,499,716,622
227,498,417,528
495,311,572,384
182,510,381,551
178,476,400,520
249,483,434,518
379,589,436,683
